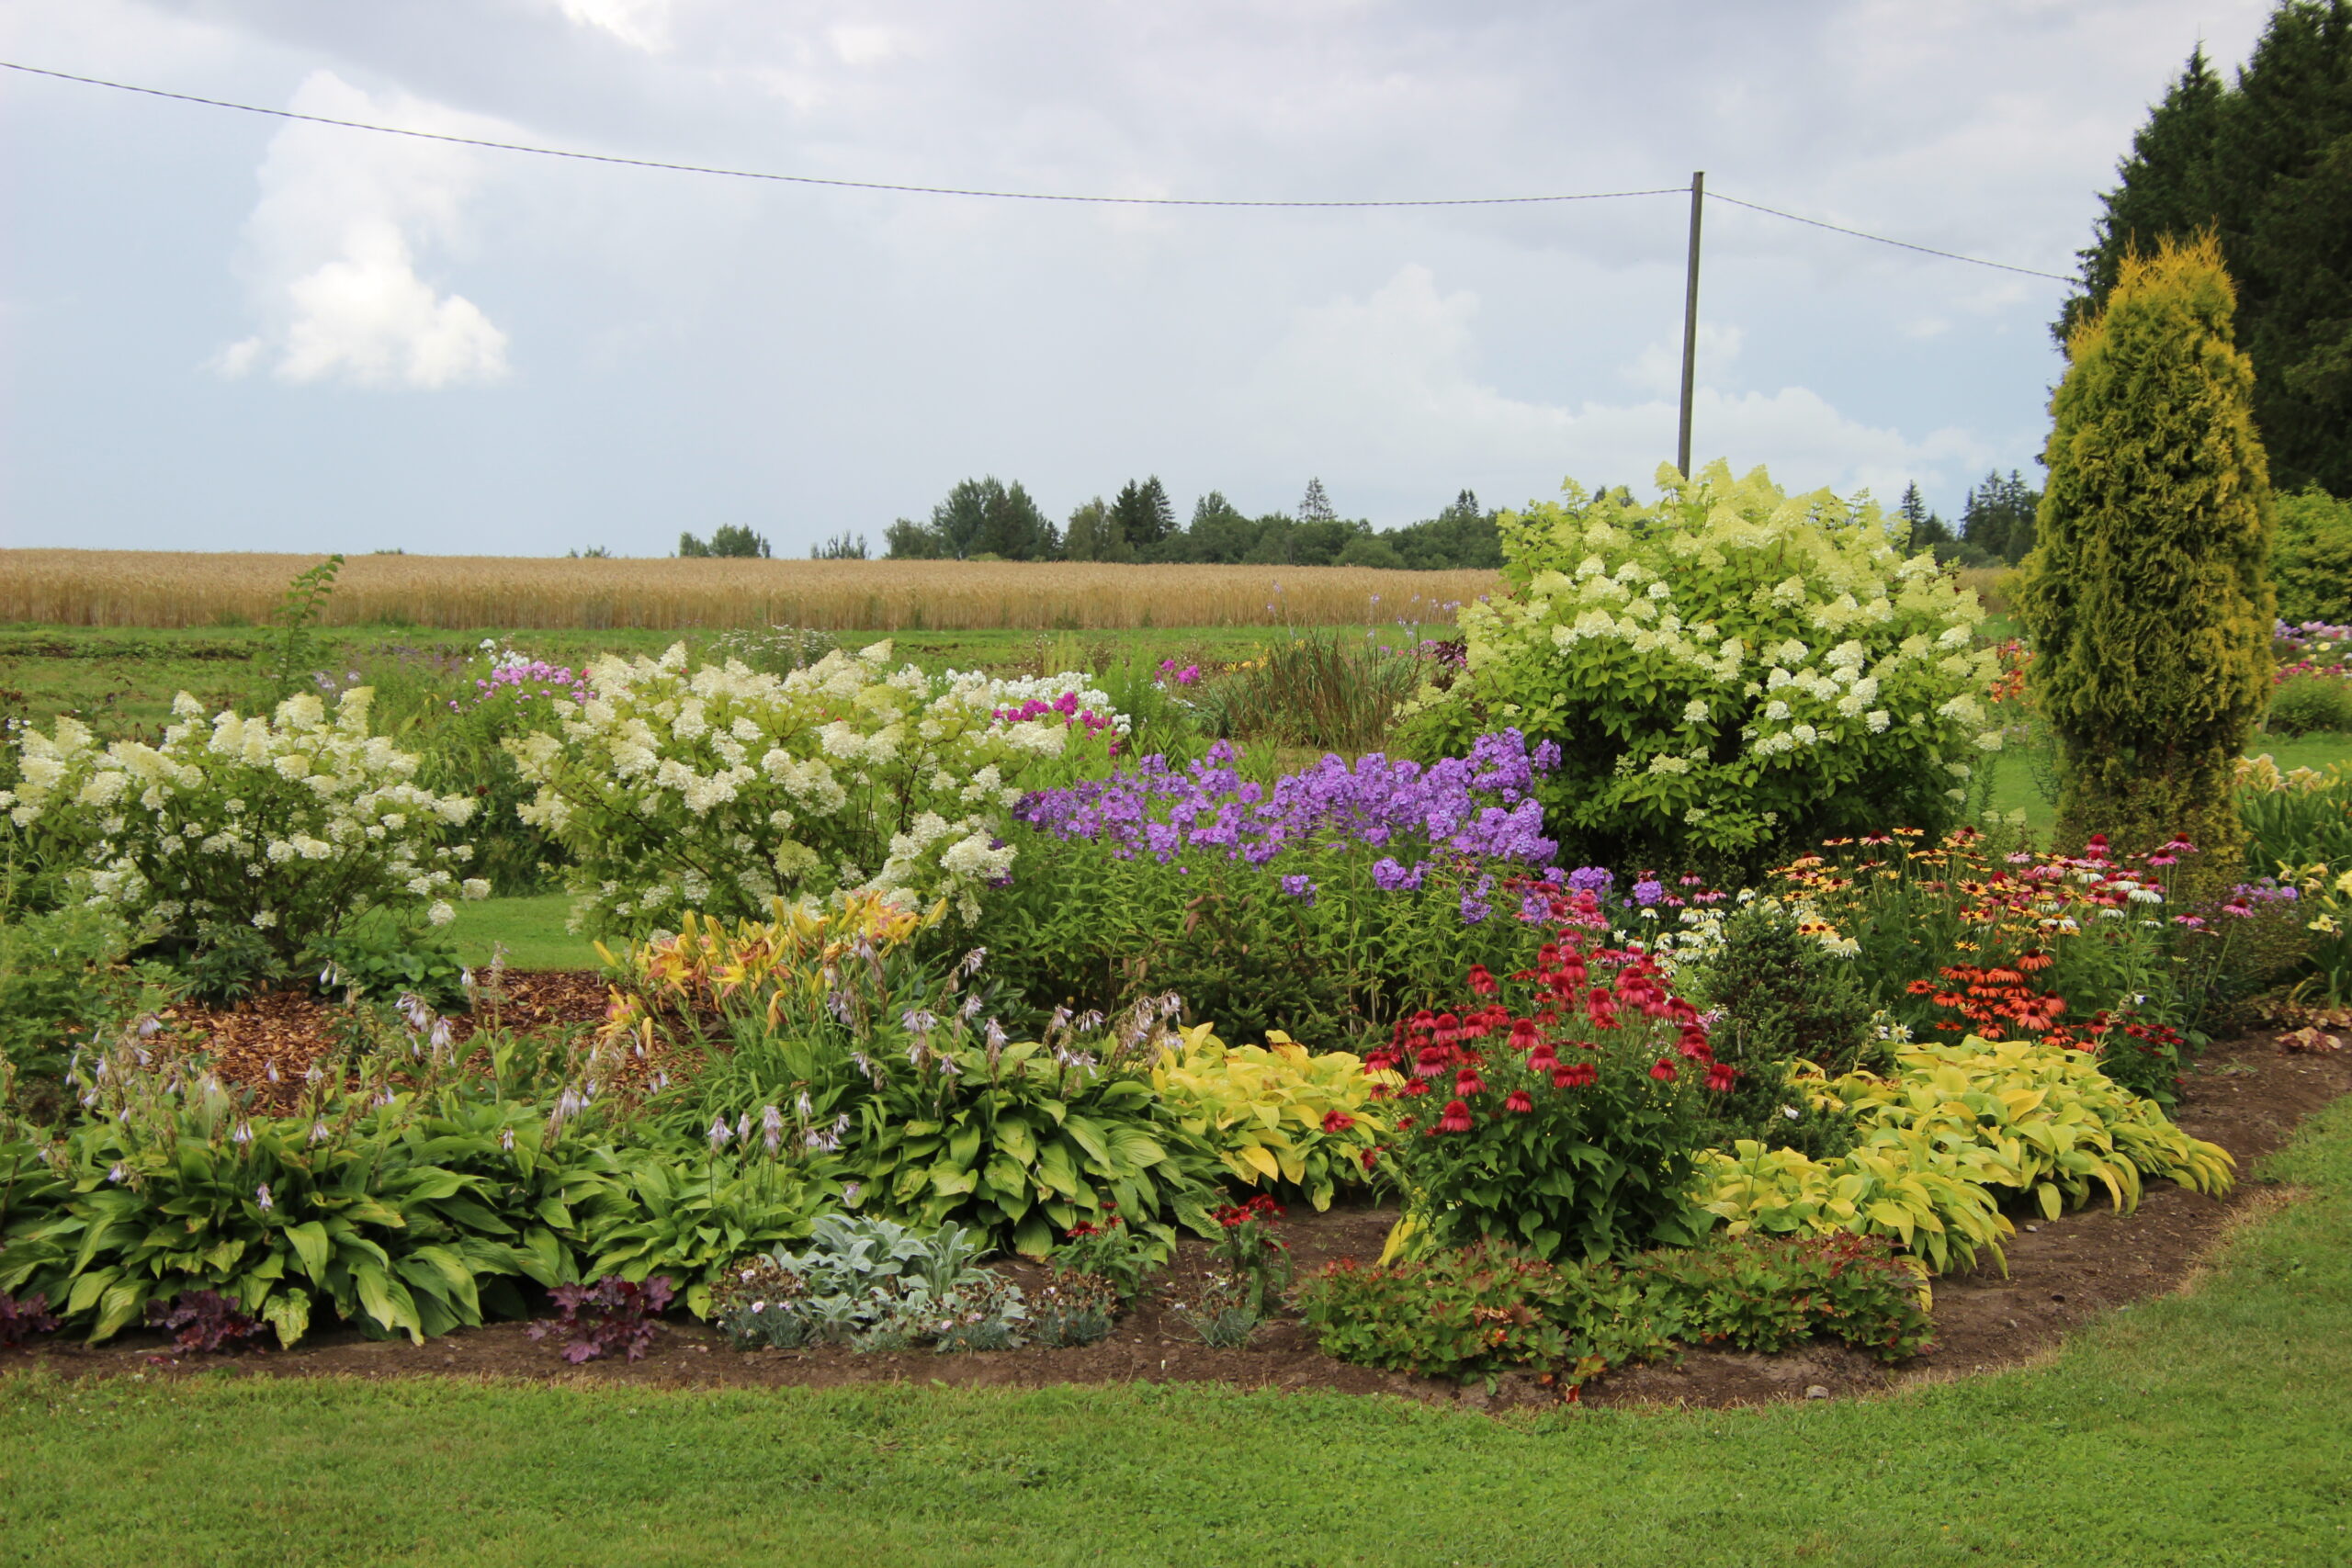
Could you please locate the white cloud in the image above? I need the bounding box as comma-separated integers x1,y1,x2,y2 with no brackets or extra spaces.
218,72,509,389
1241,265,1987,506
555,0,676,53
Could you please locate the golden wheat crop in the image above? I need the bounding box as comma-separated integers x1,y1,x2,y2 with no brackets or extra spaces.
0,551,1500,632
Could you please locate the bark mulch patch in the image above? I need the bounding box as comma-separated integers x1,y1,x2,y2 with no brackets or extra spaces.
13,1028,2348,1414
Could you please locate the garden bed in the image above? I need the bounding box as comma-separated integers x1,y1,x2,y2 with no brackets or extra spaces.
14,1033,2345,1413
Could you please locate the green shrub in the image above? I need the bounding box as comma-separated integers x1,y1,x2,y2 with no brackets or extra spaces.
2019,234,2274,895
1399,462,1999,874
1685,899,1876,1157
2267,675,2352,735
0,907,179,1100
1295,1232,1933,1383
2273,488,2352,625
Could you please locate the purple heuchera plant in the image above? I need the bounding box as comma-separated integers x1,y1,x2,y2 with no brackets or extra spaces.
528,1275,676,1364
0,1291,60,1348
146,1290,266,1355
1014,730,1562,872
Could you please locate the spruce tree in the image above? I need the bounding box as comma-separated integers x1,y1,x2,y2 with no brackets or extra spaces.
2020,234,2275,894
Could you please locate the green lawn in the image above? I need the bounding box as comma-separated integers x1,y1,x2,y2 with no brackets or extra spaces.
446,893,605,973
1986,727,2352,837
6,1096,2348,1565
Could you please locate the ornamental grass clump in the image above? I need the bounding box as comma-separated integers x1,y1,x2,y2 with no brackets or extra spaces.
1399,461,2001,874
1369,909,1721,1263
506,641,1122,936
0,689,488,977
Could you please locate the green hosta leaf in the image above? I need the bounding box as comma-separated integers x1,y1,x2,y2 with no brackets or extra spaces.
262,1288,311,1348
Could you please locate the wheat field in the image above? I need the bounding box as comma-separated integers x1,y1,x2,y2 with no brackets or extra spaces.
0,551,1501,631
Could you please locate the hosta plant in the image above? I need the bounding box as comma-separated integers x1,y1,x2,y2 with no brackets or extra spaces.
1399,462,2002,873
1148,1025,1385,1209
846,996,1221,1257
0,690,487,967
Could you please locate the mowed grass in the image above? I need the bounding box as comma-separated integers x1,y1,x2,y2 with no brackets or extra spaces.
6,1096,2350,1567
446,893,603,973
1986,726,2352,836
0,550,1498,634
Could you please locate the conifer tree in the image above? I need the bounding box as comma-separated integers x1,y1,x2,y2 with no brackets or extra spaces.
2019,235,2275,893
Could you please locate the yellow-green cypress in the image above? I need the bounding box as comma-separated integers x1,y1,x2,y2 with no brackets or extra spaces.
2019,233,2274,895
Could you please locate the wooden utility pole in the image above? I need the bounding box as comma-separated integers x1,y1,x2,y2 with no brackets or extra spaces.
1676,170,1704,479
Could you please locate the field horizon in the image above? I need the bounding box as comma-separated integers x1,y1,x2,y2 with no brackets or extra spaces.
0,549,1500,632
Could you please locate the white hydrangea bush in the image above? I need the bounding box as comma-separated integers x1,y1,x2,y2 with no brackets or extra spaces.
0,689,486,953
506,641,1121,933
1401,461,2003,867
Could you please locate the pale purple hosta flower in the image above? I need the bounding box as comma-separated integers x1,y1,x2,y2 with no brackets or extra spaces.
137,1015,162,1040
958,948,988,978
107,1163,127,1184
311,1120,331,1144
708,1116,732,1151
255,1184,274,1213
735,1111,753,1146
265,1059,281,1085
762,1104,784,1156
499,1124,516,1154
231,1121,254,1146
842,1181,863,1204
795,1089,815,1121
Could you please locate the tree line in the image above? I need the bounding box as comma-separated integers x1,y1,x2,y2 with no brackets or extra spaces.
876,477,1505,569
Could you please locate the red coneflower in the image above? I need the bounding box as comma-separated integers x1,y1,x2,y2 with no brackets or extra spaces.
1454,1067,1487,1097
1503,1089,1533,1113
1436,1099,1474,1134
1649,1059,1678,1082
1704,1062,1739,1093
1322,1110,1355,1133
1553,1063,1596,1089
1466,964,1498,996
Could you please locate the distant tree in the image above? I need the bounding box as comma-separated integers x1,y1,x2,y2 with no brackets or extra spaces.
1335,533,1407,569
810,531,870,560
883,518,945,558
910,477,1057,560
2058,4,2352,493
1960,470,2043,564
1063,497,1128,562
2019,234,2274,891
679,526,770,558
1184,491,1260,564
1298,478,1337,526
1894,482,1957,557
1109,478,1177,557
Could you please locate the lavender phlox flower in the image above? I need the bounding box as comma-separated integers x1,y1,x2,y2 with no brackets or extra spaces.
1460,873,1495,925
1566,866,1614,896
1280,874,1318,906
1632,877,1665,907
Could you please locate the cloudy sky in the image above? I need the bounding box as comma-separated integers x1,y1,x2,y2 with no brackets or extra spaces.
0,0,2276,557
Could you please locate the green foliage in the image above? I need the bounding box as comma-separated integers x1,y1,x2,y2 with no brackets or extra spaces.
0,907,178,1099
677,526,772,559
2273,487,2352,622
1402,462,1999,874
2241,759,2352,870
1193,630,1420,751
2058,10,2352,494
708,1214,1024,1352
2268,673,2352,734
1297,1230,1932,1383
887,478,1058,562
1959,468,2042,565
2022,234,2276,893
263,555,344,702
1690,899,1878,1075
1148,1026,1384,1211
845,1008,1220,1258
305,919,470,1013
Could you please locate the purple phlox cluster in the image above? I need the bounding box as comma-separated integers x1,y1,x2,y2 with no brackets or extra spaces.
1156,659,1203,688
1012,730,1560,870
1459,873,1495,924
1630,876,1666,908
991,691,1117,739
1280,874,1317,906
455,657,593,713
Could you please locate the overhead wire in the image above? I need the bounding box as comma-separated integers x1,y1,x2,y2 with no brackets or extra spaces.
0,57,2074,280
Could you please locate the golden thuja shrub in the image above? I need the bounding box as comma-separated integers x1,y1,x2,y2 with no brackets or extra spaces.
0,551,1498,632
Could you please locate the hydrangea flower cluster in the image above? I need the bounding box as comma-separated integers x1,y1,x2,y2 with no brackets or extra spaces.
0,689,486,950
1011,730,1562,885
507,643,1125,932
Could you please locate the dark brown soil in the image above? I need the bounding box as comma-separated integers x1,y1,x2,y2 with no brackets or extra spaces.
12,1031,2347,1413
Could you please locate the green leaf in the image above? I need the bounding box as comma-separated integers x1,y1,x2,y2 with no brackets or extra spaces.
284,1221,332,1282
262,1288,311,1348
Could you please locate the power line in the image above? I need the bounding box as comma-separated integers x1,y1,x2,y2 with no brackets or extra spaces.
1706,191,2071,281
0,61,1679,209
0,56,2076,280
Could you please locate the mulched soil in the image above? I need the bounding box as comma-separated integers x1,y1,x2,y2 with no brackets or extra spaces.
13,997,2350,1414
